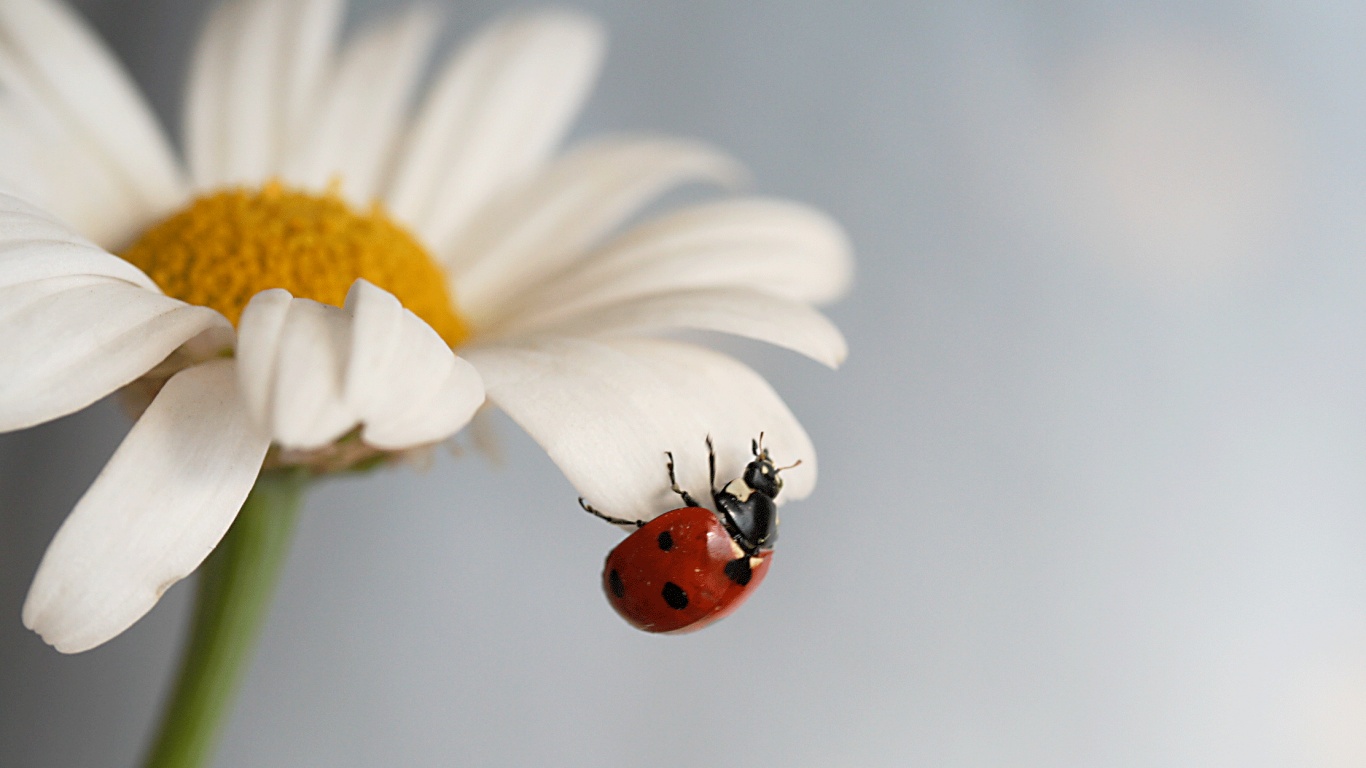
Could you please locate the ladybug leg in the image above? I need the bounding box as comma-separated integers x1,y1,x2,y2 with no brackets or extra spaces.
578,497,643,528
665,452,702,507
706,435,718,496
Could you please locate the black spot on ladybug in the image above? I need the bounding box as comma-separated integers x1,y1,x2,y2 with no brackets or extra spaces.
608,569,625,599
723,557,753,586
661,582,689,610
656,530,674,551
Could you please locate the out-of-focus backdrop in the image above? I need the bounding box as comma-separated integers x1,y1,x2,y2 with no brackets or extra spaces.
4,1,1366,766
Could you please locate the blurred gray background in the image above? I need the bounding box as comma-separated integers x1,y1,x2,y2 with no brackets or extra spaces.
4,0,1366,766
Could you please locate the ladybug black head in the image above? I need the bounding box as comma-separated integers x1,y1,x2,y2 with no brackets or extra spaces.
742,434,798,499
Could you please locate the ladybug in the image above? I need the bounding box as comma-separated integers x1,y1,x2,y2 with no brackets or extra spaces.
579,434,799,633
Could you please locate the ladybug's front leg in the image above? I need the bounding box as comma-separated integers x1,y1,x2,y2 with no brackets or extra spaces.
579,498,644,528
706,435,718,496
665,452,702,508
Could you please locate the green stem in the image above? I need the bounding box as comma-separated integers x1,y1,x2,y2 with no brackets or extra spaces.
142,468,310,768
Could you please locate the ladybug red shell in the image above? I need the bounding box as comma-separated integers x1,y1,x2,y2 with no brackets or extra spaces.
581,434,796,634
602,507,773,634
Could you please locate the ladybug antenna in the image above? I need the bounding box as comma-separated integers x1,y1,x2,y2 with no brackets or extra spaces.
775,458,802,473
754,432,771,459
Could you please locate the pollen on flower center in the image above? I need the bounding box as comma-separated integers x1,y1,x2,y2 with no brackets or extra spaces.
121,182,469,347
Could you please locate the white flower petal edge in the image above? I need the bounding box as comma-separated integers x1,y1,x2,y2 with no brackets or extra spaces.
22,359,271,654
493,287,848,369
447,137,746,324
388,10,605,249
464,337,816,523
237,281,484,450
0,193,232,431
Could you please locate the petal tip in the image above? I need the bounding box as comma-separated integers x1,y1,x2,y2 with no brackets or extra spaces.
824,328,849,369
21,586,105,655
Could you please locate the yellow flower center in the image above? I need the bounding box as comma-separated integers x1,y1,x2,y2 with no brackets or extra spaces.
121,182,469,347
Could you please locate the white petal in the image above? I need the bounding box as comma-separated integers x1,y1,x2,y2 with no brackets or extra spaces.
22,359,271,653
630,340,816,504
240,295,354,449
0,0,186,220
388,11,604,246
0,195,234,432
0,188,97,243
0,47,163,247
343,281,483,449
490,198,853,333
450,137,745,326
215,0,296,184
0,276,232,432
184,0,241,187
217,0,281,183
234,287,292,434
494,287,847,369
237,283,482,450
280,0,344,146
464,337,815,523
0,190,156,289
185,0,345,188
0,97,125,244
280,7,438,205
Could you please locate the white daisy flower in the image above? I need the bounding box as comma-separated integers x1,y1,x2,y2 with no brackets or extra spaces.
1,0,851,653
